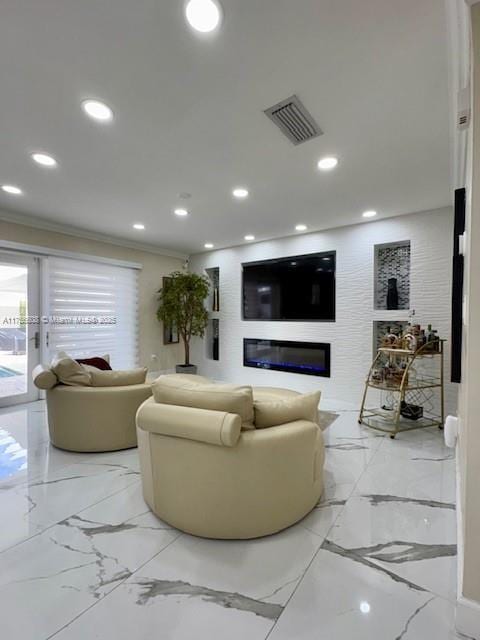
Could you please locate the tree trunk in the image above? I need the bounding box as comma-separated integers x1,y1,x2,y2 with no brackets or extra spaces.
184,337,190,366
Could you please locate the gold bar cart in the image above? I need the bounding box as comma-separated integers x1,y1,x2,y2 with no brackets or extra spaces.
359,340,445,439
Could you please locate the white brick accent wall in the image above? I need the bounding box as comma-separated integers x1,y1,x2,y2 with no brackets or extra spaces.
190,208,457,414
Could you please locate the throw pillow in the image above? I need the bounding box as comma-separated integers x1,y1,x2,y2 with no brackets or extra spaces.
152,379,255,428
254,390,321,429
76,355,112,371
87,367,147,387
51,355,92,386
32,365,58,390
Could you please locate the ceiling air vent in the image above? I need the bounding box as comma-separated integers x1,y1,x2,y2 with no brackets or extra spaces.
264,95,323,145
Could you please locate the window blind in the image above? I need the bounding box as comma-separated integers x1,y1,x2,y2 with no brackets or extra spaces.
46,257,139,369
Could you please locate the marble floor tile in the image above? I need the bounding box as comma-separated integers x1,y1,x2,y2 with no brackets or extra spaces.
0,435,83,490
267,548,459,640
0,460,140,552
326,494,457,601
0,400,462,640
0,402,49,452
379,428,454,461
323,410,385,444
131,523,324,606
0,481,178,640
0,400,139,496
323,446,379,492
52,524,323,640
53,579,276,640
300,482,354,539
354,448,456,504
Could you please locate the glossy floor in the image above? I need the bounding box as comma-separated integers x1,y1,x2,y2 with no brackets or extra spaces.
0,400,463,639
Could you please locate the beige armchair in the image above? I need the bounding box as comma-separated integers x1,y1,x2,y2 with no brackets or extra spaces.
33,363,152,452
136,383,324,539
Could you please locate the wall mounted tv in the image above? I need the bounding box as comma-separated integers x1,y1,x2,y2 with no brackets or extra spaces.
242,251,336,321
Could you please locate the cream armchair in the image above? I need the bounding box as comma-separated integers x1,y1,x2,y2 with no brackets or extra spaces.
136,395,324,539
33,363,152,452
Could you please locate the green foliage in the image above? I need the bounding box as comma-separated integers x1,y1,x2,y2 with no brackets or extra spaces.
157,271,210,365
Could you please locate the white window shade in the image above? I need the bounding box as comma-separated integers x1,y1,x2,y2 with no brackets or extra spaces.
46,257,139,369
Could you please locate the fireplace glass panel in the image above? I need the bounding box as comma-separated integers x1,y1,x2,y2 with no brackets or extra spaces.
243,339,330,377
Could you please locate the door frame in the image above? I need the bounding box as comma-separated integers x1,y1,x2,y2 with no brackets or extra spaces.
0,252,41,407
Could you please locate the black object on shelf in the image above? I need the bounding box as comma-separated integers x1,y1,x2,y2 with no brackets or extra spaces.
400,401,423,421
386,277,399,310
212,336,219,361
211,318,219,361
212,286,219,312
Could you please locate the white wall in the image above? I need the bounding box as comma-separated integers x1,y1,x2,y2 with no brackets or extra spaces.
456,1,480,623
190,208,456,413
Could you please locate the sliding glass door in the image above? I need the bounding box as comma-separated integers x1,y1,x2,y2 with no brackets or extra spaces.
0,253,40,406
0,249,139,407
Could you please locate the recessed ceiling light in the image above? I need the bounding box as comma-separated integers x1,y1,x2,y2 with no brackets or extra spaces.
82,100,114,122
31,152,57,167
233,187,249,199
204,243,214,249
317,156,338,171
1,184,22,195
360,602,371,614
174,208,189,217
362,210,377,218
295,224,307,231
185,0,222,33
133,223,145,230
244,234,255,241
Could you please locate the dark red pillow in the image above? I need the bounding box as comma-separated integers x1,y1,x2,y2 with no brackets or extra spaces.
76,356,112,371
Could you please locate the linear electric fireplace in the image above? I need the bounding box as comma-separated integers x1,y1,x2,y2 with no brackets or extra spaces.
243,338,331,377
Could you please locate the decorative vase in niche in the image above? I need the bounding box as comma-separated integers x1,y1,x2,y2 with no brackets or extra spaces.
386,277,399,310
212,286,219,312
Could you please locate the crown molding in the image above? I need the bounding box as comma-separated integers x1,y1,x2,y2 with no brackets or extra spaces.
190,206,453,257
0,208,188,260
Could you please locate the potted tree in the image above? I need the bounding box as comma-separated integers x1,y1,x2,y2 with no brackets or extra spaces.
157,271,210,374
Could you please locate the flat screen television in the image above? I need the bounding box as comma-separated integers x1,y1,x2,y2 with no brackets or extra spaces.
242,251,336,321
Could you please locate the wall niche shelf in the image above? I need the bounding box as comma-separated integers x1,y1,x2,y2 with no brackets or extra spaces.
206,267,220,313
374,241,411,311
206,318,219,361
373,320,409,356
205,267,220,361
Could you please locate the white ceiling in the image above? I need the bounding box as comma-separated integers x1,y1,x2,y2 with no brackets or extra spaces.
0,0,451,255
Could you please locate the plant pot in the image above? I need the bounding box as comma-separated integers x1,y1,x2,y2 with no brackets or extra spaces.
175,364,198,375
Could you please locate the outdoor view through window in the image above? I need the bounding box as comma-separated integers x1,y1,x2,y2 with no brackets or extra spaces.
0,263,27,399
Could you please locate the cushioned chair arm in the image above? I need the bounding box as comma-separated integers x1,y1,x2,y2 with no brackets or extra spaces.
136,399,242,447
32,364,58,390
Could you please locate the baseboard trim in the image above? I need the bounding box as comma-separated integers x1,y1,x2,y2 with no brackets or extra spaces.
456,446,464,610
452,437,480,637
456,595,480,637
